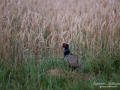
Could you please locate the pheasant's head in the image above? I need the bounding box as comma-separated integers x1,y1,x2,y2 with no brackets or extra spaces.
62,43,69,49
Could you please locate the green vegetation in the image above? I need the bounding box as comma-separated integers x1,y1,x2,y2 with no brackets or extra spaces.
0,50,120,90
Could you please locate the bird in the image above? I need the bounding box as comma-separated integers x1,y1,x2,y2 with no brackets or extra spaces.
62,43,79,70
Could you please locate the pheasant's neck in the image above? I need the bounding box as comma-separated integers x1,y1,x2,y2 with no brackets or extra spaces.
64,48,71,57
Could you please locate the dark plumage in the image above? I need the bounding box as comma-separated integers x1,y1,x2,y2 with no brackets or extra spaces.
62,43,79,70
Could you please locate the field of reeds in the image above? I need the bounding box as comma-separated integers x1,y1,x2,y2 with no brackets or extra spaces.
0,0,120,90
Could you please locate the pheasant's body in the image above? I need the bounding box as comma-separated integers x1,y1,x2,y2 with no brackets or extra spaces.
64,54,79,70
62,43,79,70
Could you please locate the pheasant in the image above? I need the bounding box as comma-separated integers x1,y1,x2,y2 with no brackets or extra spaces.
62,43,79,70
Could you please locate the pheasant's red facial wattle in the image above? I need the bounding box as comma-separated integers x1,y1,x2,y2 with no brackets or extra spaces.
62,43,67,48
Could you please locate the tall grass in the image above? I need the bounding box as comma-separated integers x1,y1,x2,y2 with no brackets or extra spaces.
0,0,120,60
0,55,120,90
0,0,120,89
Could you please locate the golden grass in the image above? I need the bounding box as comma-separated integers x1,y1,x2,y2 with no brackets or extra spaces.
45,68,93,80
0,0,120,61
